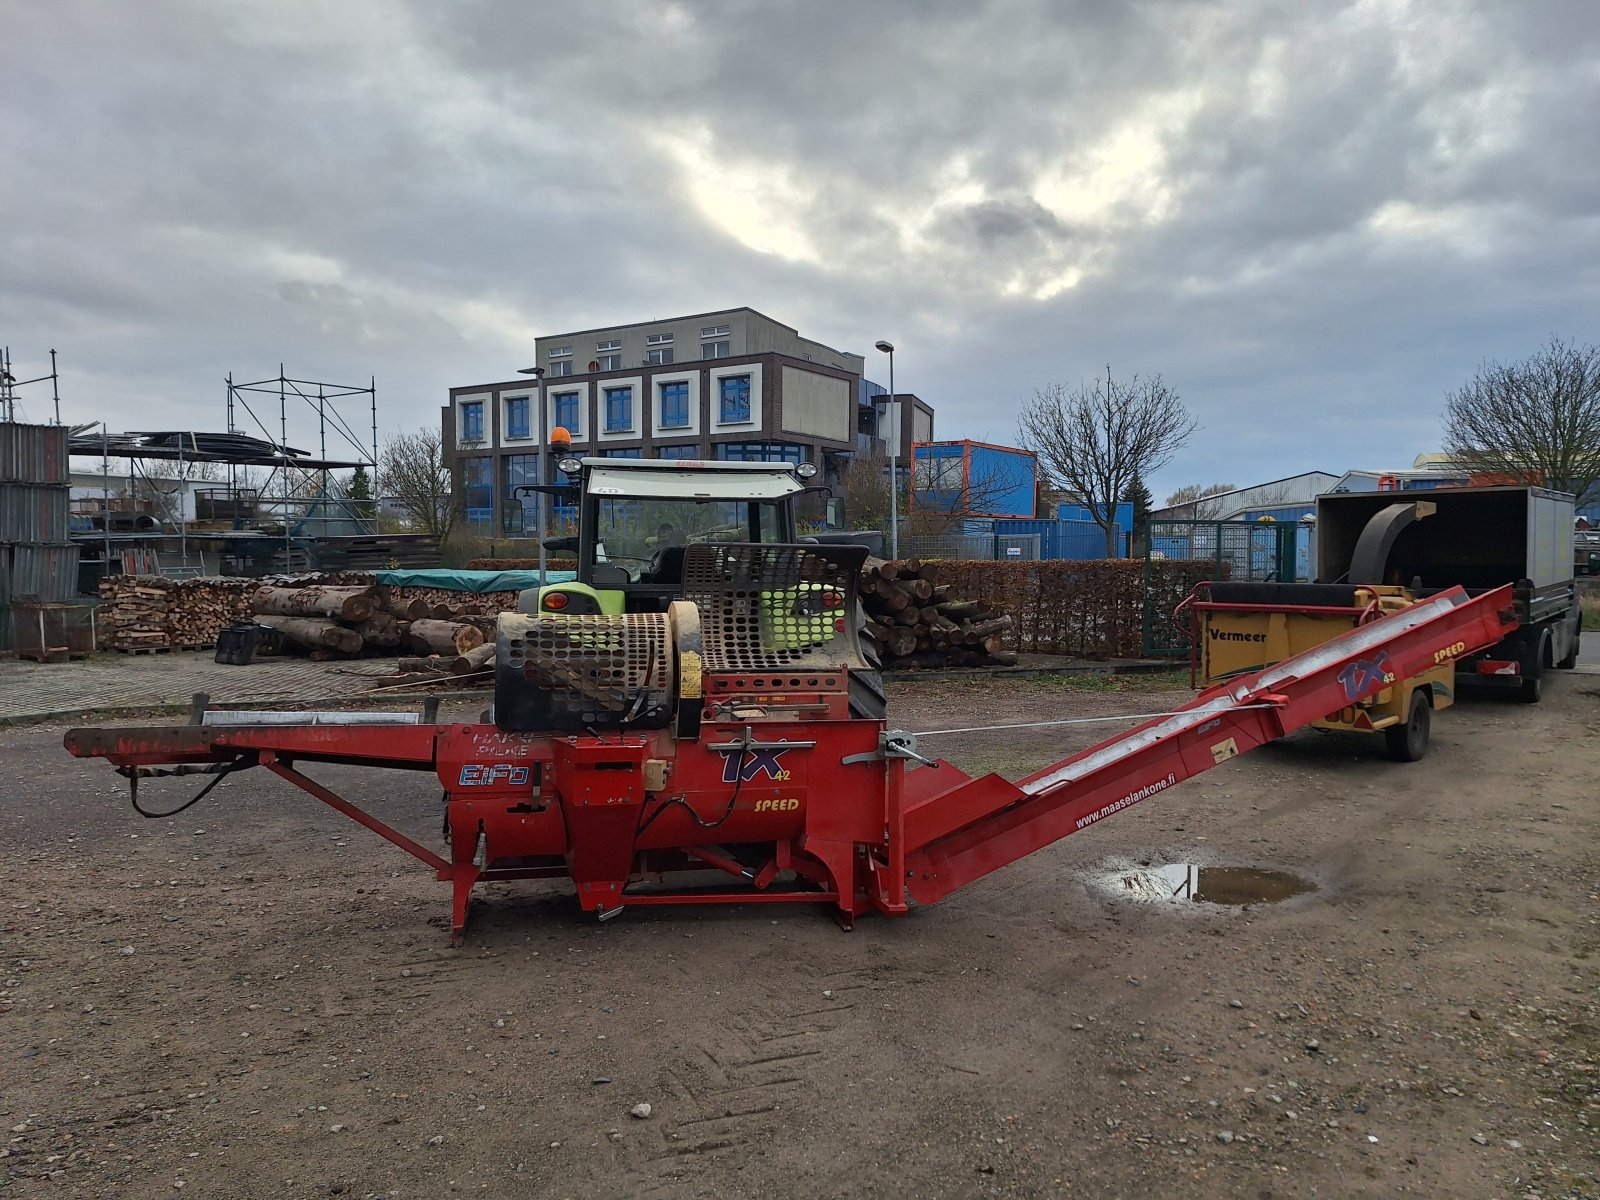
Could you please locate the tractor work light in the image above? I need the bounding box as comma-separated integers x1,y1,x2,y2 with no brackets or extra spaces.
796,462,818,478
558,456,583,475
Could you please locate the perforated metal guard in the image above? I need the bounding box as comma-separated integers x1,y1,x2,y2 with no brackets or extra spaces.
681,543,869,674
495,612,674,732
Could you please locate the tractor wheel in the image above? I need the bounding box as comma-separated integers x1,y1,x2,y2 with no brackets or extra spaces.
848,603,888,721
1384,690,1432,763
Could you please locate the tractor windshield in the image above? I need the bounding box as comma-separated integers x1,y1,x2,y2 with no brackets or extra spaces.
594,497,785,580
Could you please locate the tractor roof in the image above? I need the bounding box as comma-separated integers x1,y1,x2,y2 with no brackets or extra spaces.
579,457,807,501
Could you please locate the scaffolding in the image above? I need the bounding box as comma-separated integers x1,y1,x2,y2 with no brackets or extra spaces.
0,346,62,424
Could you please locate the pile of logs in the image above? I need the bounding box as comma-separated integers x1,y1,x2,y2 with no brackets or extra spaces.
98,576,256,650
245,584,496,669
860,559,1017,669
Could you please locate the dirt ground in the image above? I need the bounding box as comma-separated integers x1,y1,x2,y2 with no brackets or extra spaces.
2,673,1597,1199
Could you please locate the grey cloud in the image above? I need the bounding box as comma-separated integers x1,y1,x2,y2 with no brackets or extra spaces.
0,0,1595,494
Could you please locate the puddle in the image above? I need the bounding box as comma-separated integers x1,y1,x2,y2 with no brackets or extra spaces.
1104,863,1318,907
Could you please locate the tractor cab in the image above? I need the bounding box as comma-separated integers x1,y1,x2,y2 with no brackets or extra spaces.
521,456,821,616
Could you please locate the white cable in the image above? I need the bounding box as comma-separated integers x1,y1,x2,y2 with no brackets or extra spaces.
912,702,1281,738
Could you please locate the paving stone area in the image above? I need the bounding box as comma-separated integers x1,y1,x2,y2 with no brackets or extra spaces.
0,652,402,722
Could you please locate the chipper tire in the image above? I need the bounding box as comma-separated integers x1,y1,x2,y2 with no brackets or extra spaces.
1384,690,1431,763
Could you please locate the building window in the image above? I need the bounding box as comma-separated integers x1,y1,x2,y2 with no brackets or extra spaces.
702,340,731,360
548,360,572,378
604,447,643,459
646,333,673,346
597,353,621,372
604,386,633,432
502,454,540,534
552,391,579,433
657,444,700,459
647,346,674,366
658,380,690,428
715,442,804,464
459,400,484,442
547,346,572,359
505,396,530,440
460,456,493,531
700,325,730,338
596,339,621,352
718,375,752,423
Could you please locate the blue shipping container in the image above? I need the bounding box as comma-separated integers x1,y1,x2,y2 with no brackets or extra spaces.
994,518,1117,559
912,441,1036,518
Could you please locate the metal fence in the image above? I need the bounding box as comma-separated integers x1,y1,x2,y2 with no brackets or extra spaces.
898,533,1042,561
1141,519,1299,656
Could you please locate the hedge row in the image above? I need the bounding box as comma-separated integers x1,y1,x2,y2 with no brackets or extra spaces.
921,559,1214,658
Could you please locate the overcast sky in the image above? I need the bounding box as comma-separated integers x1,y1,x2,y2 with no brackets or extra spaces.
2,0,1597,501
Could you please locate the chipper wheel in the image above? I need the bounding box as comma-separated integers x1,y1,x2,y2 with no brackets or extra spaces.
1384,690,1431,763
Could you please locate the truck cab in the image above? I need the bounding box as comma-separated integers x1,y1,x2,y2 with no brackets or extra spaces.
521,456,820,616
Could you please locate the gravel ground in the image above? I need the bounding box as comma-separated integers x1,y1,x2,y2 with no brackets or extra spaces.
2,672,1597,1199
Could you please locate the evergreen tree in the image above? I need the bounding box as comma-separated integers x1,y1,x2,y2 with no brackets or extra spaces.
1124,469,1153,548
349,464,376,522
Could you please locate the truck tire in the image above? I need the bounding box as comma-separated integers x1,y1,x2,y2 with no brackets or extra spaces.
1385,690,1431,763
1516,632,1548,704
848,603,888,721
1556,628,1579,671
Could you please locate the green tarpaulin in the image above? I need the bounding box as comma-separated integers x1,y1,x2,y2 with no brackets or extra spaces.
374,569,575,594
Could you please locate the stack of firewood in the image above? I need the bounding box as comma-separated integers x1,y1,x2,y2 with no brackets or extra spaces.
860,559,1017,669
247,584,493,664
99,576,256,650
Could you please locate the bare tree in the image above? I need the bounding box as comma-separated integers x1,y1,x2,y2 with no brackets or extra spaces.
1442,337,1600,499
1019,370,1196,556
1163,481,1237,519
380,428,454,543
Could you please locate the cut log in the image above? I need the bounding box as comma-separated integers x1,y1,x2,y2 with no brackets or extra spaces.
254,615,363,654
933,599,985,619
890,577,933,601
449,643,497,676
252,585,376,622
885,627,917,657
966,614,1014,639
352,613,405,647
409,619,484,655
382,595,431,621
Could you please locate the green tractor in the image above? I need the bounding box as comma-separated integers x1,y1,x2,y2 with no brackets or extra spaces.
515,455,886,718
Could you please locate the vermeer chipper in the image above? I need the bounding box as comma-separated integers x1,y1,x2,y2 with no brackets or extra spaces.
64,461,1521,943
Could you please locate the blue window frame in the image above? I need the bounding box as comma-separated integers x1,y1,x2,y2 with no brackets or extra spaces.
552,391,579,433
604,386,633,432
460,456,493,531
718,375,751,423
604,448,642,458
657,444,700,459
460,400,484,441
505,396,529,440
659,380,689,428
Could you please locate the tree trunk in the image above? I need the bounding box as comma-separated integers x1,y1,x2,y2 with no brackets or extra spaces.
409,619,484,655
252,585,376,622
352,612,405,647
253,615,364,654
382,594,430,621
449,643,497,676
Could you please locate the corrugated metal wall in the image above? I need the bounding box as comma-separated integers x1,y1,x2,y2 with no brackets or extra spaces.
0,422,81,649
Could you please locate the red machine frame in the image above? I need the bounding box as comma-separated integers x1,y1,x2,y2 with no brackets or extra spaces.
65,585,1518,942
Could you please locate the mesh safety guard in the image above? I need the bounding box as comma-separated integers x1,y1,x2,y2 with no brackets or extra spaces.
495,611,675,732
681,543,870,674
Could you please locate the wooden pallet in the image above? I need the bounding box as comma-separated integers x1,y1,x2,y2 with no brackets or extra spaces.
111,642,217,656
16,649,93,664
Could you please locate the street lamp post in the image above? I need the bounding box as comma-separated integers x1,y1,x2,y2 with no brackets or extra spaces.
873,340,898,559
516,366,549,581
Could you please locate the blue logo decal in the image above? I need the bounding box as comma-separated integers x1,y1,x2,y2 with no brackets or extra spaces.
1337,651,1393,701
719,746,793,784
459,763,531,786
